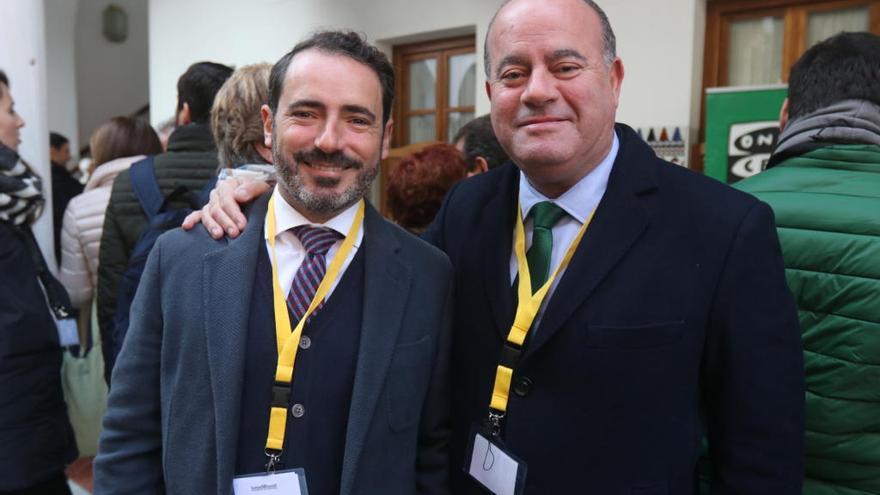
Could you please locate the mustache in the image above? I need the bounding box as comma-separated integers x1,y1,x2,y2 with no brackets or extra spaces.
293,148,363,170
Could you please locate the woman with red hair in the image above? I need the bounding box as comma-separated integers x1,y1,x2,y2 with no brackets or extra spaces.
386,143,467,234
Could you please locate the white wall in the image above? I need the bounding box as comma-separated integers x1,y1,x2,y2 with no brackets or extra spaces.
147,0,499,124
149,0,705,137
605,0,706,139
148,0,365,126
76,0,150,147
45,0,81,159
0,0,55,265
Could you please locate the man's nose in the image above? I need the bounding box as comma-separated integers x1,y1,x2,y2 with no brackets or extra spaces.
521,67,558,106
314,120,341,153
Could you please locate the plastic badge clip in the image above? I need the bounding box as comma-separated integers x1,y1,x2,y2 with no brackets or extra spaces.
265,449,282,474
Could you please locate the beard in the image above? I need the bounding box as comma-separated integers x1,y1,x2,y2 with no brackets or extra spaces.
273,139,378,218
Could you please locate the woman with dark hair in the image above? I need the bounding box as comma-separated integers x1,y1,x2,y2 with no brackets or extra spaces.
386,143,468,234
0,69,78,494
59,117,162,325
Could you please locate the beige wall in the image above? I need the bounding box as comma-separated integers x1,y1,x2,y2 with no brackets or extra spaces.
45,0,81,157
148,0,707,148
75,0,150,147
1,0,55,266
607,0,706,137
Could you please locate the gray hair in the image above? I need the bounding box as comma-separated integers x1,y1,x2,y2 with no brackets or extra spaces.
483,0,617,77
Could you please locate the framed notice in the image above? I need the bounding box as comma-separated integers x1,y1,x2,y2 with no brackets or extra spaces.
704,84,788,183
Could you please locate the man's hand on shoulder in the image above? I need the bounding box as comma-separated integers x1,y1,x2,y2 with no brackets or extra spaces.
181,177,271,239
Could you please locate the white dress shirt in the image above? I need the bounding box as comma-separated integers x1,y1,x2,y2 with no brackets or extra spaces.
509,131,619,330
264,185,364,300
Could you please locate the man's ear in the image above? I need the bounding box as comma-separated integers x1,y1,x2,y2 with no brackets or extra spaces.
261,104,274,148
177,102,192,126
779,98,790,131
255,142,273,163
609,57,625,109
380,118,394,160
475,156,489,174
467,156,490,177
485,80,492,100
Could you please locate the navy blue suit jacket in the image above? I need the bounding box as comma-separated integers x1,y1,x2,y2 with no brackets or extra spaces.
424,124,804,494
95,196,454,495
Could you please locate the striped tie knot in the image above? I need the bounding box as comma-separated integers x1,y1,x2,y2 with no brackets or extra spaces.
292,225,343,255
287,225,343,324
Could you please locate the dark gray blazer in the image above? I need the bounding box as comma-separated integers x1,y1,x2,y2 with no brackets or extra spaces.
94,195,453,495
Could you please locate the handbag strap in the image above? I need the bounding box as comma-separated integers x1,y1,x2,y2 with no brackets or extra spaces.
8,223,75,319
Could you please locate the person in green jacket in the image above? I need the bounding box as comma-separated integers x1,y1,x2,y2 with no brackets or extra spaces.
96,61,232,385
736,32,880,495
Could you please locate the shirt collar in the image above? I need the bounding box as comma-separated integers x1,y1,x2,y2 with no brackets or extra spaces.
265,185,363,247
519,130,619,224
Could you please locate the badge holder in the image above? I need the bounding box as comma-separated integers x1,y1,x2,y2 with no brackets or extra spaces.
463,419,528,495
232,467,309,495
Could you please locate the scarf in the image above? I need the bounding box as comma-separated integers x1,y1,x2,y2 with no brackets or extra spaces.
768,99,880,168
0,144,45,226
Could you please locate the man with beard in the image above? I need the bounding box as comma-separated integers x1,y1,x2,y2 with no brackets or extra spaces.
94,31,452,495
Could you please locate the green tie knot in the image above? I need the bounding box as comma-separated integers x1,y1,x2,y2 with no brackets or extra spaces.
531,201,566,231
526,201,566,293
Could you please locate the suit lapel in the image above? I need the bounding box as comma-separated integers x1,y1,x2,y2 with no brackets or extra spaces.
525,126,658,356
203,194,270,494
482,166,519,340
340,204,411,495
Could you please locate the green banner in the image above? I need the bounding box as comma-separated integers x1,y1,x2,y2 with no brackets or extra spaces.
705,85,788,183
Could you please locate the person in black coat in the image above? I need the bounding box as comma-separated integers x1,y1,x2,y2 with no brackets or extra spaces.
49,132,83,265
0,69,77,495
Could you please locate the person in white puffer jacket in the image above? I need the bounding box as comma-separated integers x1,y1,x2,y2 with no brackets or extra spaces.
59,117,163,325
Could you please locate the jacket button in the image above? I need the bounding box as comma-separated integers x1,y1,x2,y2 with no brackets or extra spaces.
290,403,305,418
299,336,311,349
513,376,533,397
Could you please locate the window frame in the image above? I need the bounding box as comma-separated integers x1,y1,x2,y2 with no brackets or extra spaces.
695,0,880,172
392,35,477,147
704,0,880,89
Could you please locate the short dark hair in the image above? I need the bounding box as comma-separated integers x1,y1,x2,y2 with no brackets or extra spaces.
49,132,68,150
176,61,234,124
268,31,394,126
484,0,617,77
787,32,880,120
0,69,8,98
453,114,509,171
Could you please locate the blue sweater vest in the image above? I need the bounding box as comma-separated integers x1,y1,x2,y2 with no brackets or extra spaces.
235,240,365,495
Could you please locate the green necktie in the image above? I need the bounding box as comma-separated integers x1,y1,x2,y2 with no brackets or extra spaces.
526,201,567,293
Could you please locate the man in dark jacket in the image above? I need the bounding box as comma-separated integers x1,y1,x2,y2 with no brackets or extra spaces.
50,131,82,264
97,61,232,383
735,32,880,495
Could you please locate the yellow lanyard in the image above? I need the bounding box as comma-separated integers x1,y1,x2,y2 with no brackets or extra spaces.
488,201,595,419
264,194,365,461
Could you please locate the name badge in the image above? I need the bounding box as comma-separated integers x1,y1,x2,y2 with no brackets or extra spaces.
464,426,527,495
56,318,79,347
232,468,308,495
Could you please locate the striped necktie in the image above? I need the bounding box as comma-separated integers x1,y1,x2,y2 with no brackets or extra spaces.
287,225,343,324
